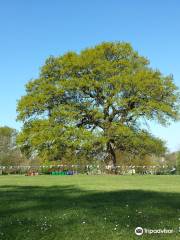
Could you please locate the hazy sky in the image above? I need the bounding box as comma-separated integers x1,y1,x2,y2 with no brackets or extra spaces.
0,0,179,152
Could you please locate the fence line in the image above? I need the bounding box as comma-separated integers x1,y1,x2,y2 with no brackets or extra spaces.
0,164,176,175
0,165,167,169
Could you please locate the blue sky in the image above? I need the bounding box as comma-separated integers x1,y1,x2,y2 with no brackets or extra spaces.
0,0,179,152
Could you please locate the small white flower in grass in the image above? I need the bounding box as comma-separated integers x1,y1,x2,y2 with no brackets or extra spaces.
114,227,117,231
115,224,118,227
104,217,107,220
82,221,86,224
128,215,130,218
138,211,142,214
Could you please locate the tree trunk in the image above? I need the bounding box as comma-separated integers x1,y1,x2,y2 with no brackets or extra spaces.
107,141,117,174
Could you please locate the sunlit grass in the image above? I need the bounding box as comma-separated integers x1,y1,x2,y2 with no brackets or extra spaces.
0,175,180,240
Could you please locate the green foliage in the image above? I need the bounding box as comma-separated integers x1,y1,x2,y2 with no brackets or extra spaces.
0,126,27,166
176,151,180,175
0,126,16,151
17,42,179,164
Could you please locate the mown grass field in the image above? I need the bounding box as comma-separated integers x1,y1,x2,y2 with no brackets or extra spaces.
0,175,180,240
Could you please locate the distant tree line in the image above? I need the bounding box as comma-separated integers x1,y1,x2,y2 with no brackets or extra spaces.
0,126,28,166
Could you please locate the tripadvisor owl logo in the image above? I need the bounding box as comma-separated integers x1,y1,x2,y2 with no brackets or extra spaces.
135,227,144,236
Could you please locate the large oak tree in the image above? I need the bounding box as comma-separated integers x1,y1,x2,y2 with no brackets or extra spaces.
17,42,179,167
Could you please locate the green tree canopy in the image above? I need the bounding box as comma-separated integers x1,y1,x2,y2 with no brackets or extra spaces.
176,151,180,175
17,42,180,166
0,126,26,166
0,126,16,153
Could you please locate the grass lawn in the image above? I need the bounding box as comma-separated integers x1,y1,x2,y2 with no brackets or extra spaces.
0,175,180,240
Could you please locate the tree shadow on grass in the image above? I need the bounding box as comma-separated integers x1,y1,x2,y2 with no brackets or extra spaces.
0,185,180,240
